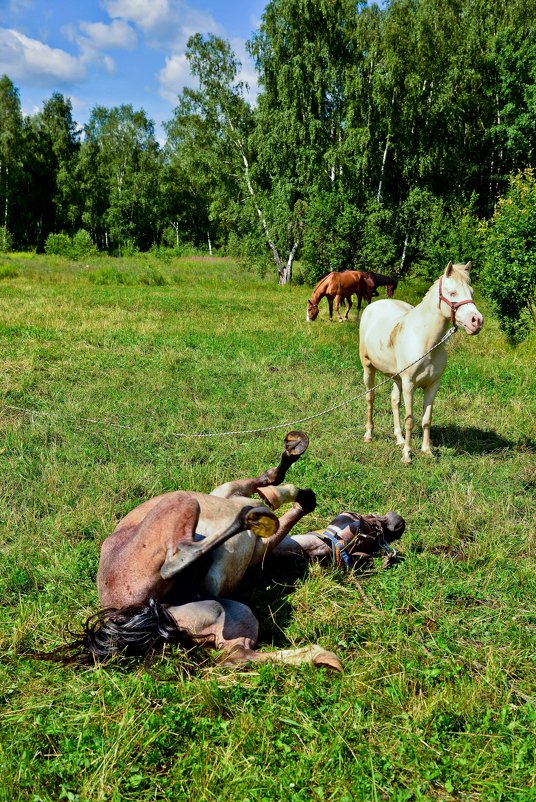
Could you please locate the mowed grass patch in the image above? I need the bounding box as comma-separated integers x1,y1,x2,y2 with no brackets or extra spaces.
0,255,534,802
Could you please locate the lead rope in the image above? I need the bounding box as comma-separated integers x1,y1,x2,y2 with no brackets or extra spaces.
2,327,457,440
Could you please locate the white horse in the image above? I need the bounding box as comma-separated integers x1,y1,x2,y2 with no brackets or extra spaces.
359,261,484,463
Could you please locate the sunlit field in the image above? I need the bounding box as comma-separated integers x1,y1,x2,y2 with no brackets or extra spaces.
0,253,534,802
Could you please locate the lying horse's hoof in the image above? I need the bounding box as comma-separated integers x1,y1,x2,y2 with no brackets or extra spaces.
312,647,343,672
284,430,309,457
295,488,317,514
244,507,279,538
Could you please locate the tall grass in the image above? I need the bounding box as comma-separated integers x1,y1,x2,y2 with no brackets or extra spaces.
0,253,534,801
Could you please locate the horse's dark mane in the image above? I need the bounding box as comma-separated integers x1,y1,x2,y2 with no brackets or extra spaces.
32,598,196,665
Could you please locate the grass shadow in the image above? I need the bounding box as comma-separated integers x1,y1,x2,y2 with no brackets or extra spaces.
433,425,534,455
233,556,312,647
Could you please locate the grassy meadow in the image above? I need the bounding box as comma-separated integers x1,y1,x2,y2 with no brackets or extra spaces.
0,252,534,801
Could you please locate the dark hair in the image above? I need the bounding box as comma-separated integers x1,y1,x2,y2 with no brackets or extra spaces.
36,598,194,665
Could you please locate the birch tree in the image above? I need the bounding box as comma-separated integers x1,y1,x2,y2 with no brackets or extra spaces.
0,75,23,244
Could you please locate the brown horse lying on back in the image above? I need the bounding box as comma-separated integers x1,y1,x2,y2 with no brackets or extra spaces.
306,270,397,322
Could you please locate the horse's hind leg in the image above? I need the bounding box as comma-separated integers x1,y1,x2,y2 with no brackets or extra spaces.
169,599,342,671
343,295,352,321
391,378,405,445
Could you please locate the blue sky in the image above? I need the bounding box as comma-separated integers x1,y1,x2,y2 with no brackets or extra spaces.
0,0,266,137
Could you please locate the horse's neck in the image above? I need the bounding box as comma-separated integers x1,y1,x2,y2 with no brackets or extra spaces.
311,277,329,302
408,280,450,348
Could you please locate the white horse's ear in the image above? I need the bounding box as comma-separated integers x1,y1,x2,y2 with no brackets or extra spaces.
445,261,454,276
464,261,472,272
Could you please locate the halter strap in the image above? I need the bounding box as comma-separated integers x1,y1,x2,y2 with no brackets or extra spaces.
315,524,353,567
438,276,475,326
314,520,391,569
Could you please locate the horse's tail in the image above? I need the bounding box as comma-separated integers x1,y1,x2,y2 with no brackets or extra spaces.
30,599,194,665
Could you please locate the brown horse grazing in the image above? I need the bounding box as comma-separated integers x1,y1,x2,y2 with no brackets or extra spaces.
306,271,372,322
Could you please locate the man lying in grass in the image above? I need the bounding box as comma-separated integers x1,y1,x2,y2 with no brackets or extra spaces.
59,432,404,671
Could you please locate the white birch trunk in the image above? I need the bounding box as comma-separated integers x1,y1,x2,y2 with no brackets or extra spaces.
377,139,389,203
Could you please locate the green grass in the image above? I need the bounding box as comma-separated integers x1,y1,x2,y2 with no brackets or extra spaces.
0,253,534,802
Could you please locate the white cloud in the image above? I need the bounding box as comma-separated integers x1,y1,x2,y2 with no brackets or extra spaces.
102,0,223,48
0,27,86,85
78,19,137,50
157,52,195,104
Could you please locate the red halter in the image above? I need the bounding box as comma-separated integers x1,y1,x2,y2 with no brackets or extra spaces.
438,276,475,326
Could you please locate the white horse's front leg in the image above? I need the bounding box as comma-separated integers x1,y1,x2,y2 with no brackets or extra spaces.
401,378,415,464
391,378,405,445
421,379,441,456
363,364,376,442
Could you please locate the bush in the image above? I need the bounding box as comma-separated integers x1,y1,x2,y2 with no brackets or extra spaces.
71,230,97,259
45,230,97,260
44,232,73,258
480,169,536,341
0,226,13,253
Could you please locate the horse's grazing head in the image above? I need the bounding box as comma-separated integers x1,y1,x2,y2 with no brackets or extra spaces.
307,300,319,321
386,279,398,298
439,261,484,335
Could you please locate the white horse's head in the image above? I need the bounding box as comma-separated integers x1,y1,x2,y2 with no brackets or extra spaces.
439,261,484,335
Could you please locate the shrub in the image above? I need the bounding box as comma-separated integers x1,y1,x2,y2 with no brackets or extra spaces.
0,226,13,253
71,230,97,259
44,232,73,258
480,169,536,342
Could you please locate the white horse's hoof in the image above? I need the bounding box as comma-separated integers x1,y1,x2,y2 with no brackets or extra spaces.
401,453,412,464
363,434,373,443
395,436,405,446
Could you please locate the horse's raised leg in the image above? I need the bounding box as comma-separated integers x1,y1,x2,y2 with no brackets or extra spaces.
210,431,309,498
391,378,405,445
401,378,415,464
362,362,376,442
344,295,352,321
327,296,334,321
421,379,441,456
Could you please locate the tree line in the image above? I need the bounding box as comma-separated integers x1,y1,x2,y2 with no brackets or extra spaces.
0,0,534,292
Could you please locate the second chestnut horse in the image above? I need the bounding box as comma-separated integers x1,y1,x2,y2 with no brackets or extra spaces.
306,270,397,322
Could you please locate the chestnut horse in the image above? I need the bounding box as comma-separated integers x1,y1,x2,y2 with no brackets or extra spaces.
306,270,398,322
359,261,483,463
